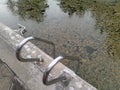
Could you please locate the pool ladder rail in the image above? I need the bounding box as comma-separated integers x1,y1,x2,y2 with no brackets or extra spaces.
15,36,72,86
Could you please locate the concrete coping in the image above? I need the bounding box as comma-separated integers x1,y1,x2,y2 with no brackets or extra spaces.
0,23,97,90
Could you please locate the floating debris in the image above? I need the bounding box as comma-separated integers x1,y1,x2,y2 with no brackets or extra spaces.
13,24,27,35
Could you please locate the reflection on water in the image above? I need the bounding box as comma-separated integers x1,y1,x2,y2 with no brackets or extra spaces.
0,0,120,90
7,0,48,22
59,0,120,90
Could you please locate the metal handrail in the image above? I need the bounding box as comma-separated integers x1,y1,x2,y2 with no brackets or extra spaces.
43,56,79,85
16,36,80,85
43,56,71,85
16,36,55,62
16,36,38,62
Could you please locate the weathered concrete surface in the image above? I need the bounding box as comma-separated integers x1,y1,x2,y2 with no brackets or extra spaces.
0,24,55,90
0,59,15,90
0,59,28,90
0,23,97,90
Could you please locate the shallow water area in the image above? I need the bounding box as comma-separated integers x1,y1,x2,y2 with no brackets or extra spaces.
0,0,120,90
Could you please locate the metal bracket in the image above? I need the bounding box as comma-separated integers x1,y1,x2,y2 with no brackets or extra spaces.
16,36,55,62
43,56,71,86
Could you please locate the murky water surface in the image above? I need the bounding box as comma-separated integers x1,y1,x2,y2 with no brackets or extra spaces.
0,0,120,90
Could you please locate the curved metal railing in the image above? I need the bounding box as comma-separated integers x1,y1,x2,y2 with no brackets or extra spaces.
16,36,55,62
